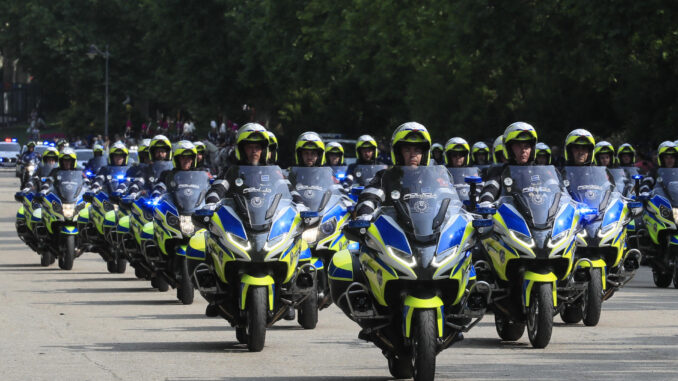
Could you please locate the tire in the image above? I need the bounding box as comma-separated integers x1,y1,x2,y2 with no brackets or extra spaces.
494,313,525,341
115,257,127,274
60,235,74,270
106,260,117,274
40,251,52,267
235,327,248,344
653,270,672,288
560,303,583,324
297,291,318,329
673,261,678,289
176,258,194,305
246,286,268,352
154,276,170,292
134,266,147,280
526,282,553,349
388,354,413,380
583,268,603,327
411,309,437,381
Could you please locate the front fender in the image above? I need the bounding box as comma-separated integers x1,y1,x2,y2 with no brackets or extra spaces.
402,295,444,338
523,271,557,308
186,228,207,261
61,226,78,235
240,274,275,311
577,259,607,290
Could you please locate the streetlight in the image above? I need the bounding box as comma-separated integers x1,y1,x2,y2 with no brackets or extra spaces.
87,44,110,139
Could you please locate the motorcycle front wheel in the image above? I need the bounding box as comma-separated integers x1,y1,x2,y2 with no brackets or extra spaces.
176,258,194,305
246,286,267,352
527,282,553,349
583,268,603,326
58,235,75,270
411,309,437,381
297,291,318,329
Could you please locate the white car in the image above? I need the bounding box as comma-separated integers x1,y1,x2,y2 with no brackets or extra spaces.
0,141,21,167
75,149,94,169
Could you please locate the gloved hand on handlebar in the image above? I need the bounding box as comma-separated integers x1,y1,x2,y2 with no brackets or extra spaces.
356,214,373,222
478,201,494,209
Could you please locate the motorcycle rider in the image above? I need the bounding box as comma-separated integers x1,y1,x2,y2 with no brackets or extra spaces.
431,143,445,165
355,122,438,219
40,148,79,193
125,135,173,196
617,143,636,167
22,147,59,193
324,142,345,167
471,141,491,165
90,142,130,193
492,135,508,164
444,137,470,168
347,134,381,175
639,141,678,194
56,139,69,152
151,140,204,196
593,141,616,168
294,131,325,167
564,129,595,167
204,123,270,205
20,141,40,163
479,122,538,205
85,144,108,175
535,142,552,165
193,141,212,176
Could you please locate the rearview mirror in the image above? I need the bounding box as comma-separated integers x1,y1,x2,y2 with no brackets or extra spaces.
627,201,643,217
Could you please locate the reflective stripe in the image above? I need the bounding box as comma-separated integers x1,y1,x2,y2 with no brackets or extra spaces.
356,200,376,212
362,187,385,201
480,191,495,202
485,180,499,189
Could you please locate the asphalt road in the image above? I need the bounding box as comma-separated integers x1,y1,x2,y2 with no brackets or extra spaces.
1,170,677,381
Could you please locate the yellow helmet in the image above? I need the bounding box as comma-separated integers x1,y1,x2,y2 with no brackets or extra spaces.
58,147,78,169
492,135,506,164
172,140,198,169
93,144,104,155
356,135,379,163
535,142,552,164
325,142,345,165
592,141,614,166
295,131,325,166
471,141,490,163
42,147,59,163
617,143,636,165
657,141,678,167
267,131,278,164
108,142,129,165
564,129,595,163
150,135,172,161
503,122,538,162
444,137,470,166
390,122,432,166
235,123,269,165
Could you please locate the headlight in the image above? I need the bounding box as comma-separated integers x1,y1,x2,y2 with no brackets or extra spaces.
227,232,251,252
510,229,535,247
386,246,416,267
659,204,672,220
672,208,678,223
167,214,180,228
599,221,618,237
26,164,36,173
319,218,337,237
52,200,62,213
548,231,568,248
431,246,459,268
103,200,115,212
179,215,195,235
62,203,76,219
302,227,319,243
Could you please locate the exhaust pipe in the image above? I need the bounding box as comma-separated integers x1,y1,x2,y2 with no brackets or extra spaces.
192,263,217,293
466,281,492,312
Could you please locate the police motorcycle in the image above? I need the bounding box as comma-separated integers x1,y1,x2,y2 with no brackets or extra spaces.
289,166,354,310
347,164,389,202
329,165,492,380
15,159,58,262
475,165,580,348
36,168,89,270
150,163,210,304
559,166,642,325
636,168,678,288
186,165,317,351
20,156,41,189
82,151,132,273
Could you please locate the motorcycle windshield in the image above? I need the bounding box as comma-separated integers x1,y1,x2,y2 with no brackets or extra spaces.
330,165,349,180
151,161,173,180
352,164,388,186
289,167,338,212
231,166,291,227
608,168,628,194
506,165,562,227
106,165,131,193
387,166,460,238
36,163,55,178
55,170,86,203
447,167,481,200
170,171,210,214
658,168,678,207
563,166,613,208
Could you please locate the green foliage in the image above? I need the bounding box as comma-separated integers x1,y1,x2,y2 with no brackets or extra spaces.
2,0,678,145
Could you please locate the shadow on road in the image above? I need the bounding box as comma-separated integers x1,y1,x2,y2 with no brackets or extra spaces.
50,287,154,293
167,378,389,381
122,313,209,320
48,340,251,353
